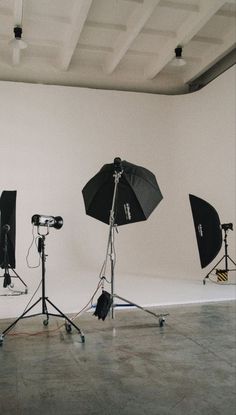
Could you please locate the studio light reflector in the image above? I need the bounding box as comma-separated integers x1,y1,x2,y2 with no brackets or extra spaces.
0,190,17,269
189,194,222,268
82,158,163,226
31,215,63,229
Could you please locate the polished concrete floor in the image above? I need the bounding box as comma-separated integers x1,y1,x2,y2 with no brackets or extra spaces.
0,301,235,415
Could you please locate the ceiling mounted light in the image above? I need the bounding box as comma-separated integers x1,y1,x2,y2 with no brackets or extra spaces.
171,46,186,67
9,26,27,50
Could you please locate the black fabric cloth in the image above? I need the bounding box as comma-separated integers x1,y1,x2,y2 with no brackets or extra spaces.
93,290,112,321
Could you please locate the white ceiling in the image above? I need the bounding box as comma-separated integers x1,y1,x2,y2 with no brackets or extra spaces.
0,0,235,94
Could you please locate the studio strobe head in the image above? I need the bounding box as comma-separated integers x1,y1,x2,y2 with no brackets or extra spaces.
31,214,63,229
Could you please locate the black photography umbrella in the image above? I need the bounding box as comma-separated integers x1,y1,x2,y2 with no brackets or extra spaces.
82,158,163,226
82,158,167,325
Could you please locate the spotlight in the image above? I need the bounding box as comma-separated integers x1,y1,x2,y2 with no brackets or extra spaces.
221,223,233,231
31,215,63,229
171,46,186,67
9,26,27,50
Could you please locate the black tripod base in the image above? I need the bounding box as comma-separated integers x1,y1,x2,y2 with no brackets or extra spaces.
0,296,85,345
112,294,169,327
203,254,236,285
0,267,28,294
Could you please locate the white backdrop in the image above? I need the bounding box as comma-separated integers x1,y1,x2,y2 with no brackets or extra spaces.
0,66,235,318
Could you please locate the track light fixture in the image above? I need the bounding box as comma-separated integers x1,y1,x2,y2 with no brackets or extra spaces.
171,46,186,67
9,26,27,50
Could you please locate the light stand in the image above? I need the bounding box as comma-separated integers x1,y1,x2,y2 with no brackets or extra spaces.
0,226,85,345
0,225,28,295
203,225,236,284
104,170,168,326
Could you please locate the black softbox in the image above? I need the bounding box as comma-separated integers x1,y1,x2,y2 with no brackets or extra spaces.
189,194,222,268
0,191,17,269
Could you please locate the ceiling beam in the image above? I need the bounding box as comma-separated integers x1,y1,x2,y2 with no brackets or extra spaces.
145,0,228,79
121,0,143,3
78,42,159,58
216,9,236,18
86,20,126,32
193,35,223,45
142,26,176,38
85,20,175,39
26,13,70,25
60,0,93,71
184,27,236,84
78,43,112,53
159,0,199,13
103,0,161,74
188,48,236,92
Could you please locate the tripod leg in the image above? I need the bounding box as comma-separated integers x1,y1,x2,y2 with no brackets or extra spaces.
113,294,168,327
10,268,28,290
203,254,236,284
203,255,225,284
42,301,50,326
227,256,236,267
45,298,85,343
0,297,42,341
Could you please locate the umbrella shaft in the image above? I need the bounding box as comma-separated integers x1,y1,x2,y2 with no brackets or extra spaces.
103,171,121,278
110,171,122,225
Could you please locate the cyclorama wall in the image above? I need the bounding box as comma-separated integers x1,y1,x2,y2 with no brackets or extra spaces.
0,66,235,319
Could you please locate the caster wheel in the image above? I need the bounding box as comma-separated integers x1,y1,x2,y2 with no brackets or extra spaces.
159,317,165,327
81,335,85,343
203,279,206,285
65,322,72,333
43,319,49,326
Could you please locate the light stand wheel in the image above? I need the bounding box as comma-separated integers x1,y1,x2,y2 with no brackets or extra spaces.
43,318,49,326
65,321,72,333
81,334,85,343
159,317,165,327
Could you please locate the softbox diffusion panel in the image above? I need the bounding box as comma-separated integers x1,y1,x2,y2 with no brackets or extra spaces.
0,191,17,269
189,194,222,268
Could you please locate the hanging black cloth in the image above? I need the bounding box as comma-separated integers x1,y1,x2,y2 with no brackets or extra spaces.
93,290,112,321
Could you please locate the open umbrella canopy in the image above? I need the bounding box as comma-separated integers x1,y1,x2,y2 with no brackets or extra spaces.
82,159,163,226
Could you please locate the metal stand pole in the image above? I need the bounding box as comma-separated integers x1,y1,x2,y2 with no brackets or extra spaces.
203,229,236,284
105,171,168,326
105,171,121,319
0,230,85,345
110,225,116,319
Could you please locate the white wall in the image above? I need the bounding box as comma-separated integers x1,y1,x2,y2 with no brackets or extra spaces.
0,66,235,319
